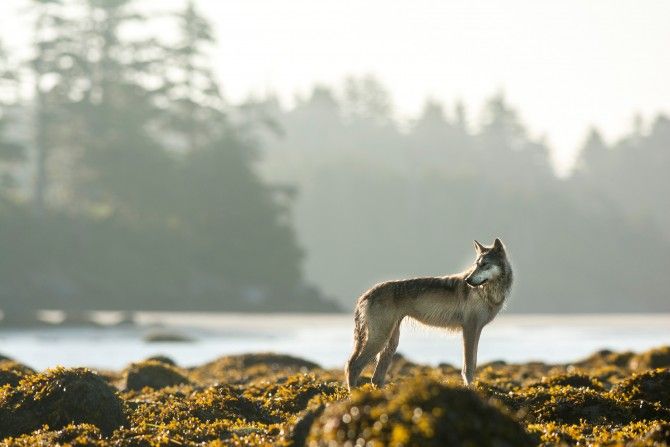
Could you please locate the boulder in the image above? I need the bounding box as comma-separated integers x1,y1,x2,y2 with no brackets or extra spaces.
308,377,534,447
0,367,125,438
123,360,190,391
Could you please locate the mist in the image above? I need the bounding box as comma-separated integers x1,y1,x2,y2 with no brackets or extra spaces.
0,0,669,325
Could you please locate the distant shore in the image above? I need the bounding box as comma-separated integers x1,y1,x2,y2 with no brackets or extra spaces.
1,313,669,373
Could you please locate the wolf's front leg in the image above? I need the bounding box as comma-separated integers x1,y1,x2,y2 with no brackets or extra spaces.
461,322,482,386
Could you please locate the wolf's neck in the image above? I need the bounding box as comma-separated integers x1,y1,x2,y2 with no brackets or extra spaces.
483,264,513,306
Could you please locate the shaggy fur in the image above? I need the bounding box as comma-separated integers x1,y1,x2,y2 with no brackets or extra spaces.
345,238,513,389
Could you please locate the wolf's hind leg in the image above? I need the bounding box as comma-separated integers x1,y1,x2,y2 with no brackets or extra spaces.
345,316,395,390
345,323,365,389
371,322,400,387
346,344,381,390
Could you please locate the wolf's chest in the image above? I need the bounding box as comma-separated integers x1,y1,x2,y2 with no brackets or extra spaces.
408,292,497,329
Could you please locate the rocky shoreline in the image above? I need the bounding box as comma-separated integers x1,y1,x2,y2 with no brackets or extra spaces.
0,347,669,446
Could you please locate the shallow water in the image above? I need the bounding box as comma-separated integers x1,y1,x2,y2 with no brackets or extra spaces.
0,313,668,370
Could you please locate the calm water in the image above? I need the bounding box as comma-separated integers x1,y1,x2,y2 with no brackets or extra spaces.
0,313,668,371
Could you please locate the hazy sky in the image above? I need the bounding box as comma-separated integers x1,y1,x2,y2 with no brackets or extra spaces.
1,0,669,173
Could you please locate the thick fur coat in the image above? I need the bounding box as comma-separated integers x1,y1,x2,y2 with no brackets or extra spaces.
345,238,513,389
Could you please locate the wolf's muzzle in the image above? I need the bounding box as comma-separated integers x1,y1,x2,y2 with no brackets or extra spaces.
465,275,487,287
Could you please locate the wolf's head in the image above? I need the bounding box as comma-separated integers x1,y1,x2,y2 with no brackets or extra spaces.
465,238,509,287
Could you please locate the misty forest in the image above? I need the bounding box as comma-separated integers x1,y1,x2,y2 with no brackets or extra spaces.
1,0,669,322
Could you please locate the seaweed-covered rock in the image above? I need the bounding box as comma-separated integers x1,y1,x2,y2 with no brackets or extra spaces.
532,372,604,391
124,383,273,425
191,353,320,384
245,373,346,417
515,385,668,424
0,360,35,387
0,367,125,438
613,368,670,406
123,360,190,391
213,352,319,371
575,349,635,369
308,377,534,447
2,346,669,446
190,384,274,423
120,383,276,445
287,403,325,447
145,355,177,366
630,346,670,370
386,352,421,377
2,423,104,446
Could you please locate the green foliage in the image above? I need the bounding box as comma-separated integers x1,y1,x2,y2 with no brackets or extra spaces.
0,0,337,315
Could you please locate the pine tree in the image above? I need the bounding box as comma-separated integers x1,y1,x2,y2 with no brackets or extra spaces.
575,128,608,177
162,2,328,309
57,0,175,218
163,0,224,154
0,41,24,198
28,0,80,213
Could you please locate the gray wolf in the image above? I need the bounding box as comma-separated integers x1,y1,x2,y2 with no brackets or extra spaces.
344,238,512,389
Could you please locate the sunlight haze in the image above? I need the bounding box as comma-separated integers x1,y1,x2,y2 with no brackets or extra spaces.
1,0,669,172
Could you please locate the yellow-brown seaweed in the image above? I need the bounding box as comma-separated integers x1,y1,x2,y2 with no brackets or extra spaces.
0,348,668,446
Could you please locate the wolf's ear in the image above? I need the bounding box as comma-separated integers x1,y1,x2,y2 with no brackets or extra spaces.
474,240,486,253
493,238,504,251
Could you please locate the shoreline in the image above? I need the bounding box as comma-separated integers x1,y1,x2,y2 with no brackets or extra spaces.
1,314,669,372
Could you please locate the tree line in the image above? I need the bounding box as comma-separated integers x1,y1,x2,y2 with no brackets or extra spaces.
1,0,668,320
255,79,670,312
0,0,339,324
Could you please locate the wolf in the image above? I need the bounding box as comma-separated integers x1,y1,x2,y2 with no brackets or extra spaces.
344,238,512,390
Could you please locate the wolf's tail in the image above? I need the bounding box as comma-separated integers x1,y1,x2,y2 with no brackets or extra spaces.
352,295,369,342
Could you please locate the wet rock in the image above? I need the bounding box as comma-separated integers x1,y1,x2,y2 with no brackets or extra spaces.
308,377,534,447
123,360,190,391
143,329,195,343
0,367,125,438
629,346,670,370
613,368,670,406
